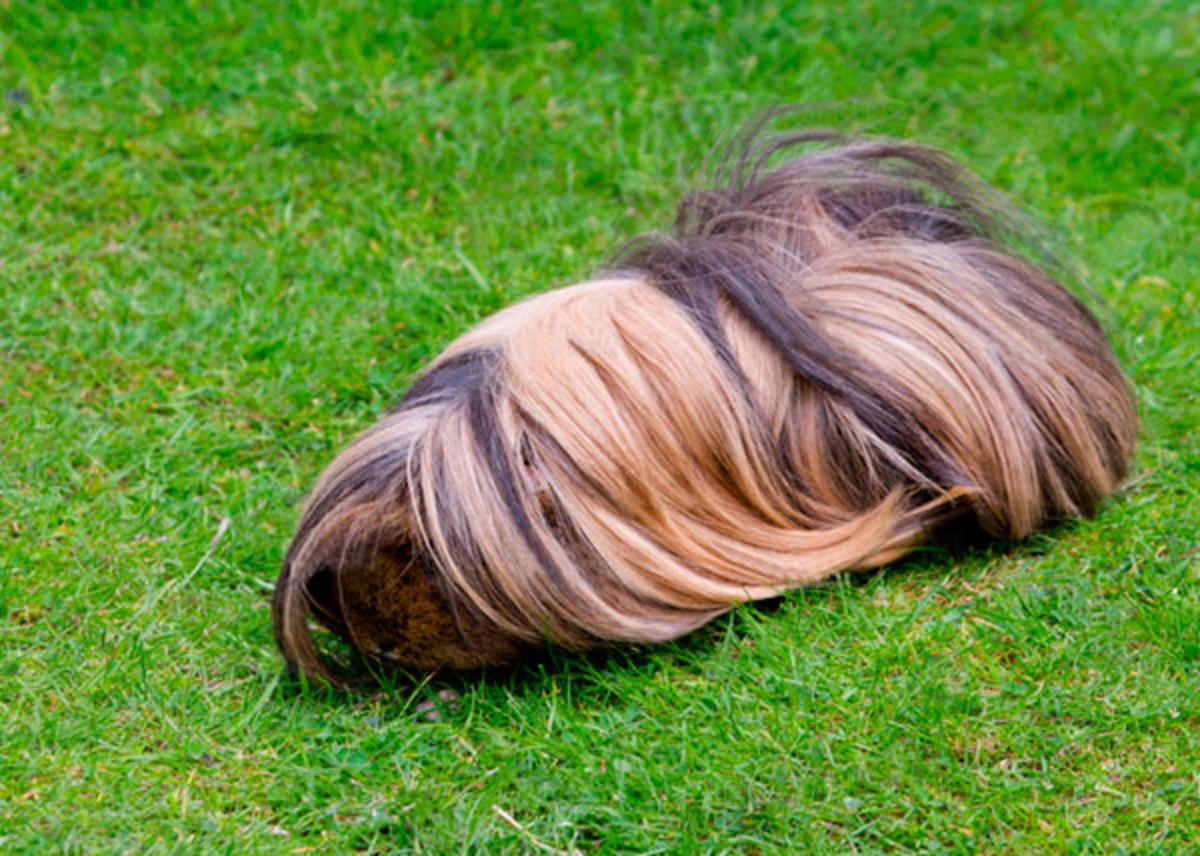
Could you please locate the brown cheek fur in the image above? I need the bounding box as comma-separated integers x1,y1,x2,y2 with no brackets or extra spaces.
321,550,524,672
272,127,1136,686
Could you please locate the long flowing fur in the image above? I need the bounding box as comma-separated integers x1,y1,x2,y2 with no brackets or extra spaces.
272,129,1136,683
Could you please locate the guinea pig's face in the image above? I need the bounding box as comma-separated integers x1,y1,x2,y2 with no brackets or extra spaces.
311,545,523,672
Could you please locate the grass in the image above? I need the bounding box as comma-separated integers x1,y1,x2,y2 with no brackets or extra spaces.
1,0,1197,852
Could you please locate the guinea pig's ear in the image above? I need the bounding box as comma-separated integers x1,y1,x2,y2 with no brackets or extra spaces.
299,561,350,639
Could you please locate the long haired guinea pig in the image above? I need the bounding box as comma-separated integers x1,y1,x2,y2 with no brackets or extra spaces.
272,127,1136,683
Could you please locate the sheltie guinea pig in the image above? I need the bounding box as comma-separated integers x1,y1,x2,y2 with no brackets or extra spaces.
272,127,1136,683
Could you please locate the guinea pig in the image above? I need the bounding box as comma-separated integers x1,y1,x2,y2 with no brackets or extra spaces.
272,128,1136,683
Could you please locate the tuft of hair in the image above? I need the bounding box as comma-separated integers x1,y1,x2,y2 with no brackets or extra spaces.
273,129,1136,684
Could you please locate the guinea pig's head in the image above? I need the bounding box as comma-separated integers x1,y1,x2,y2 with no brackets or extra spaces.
271,336,535,682
272,278,748,683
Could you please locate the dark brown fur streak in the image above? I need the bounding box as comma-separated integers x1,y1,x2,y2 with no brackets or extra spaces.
272,123,1136,685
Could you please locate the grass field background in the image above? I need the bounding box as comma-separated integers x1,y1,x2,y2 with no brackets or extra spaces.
2,1,1198,852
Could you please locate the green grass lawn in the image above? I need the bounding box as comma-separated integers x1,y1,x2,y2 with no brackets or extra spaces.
2,1,1198,852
